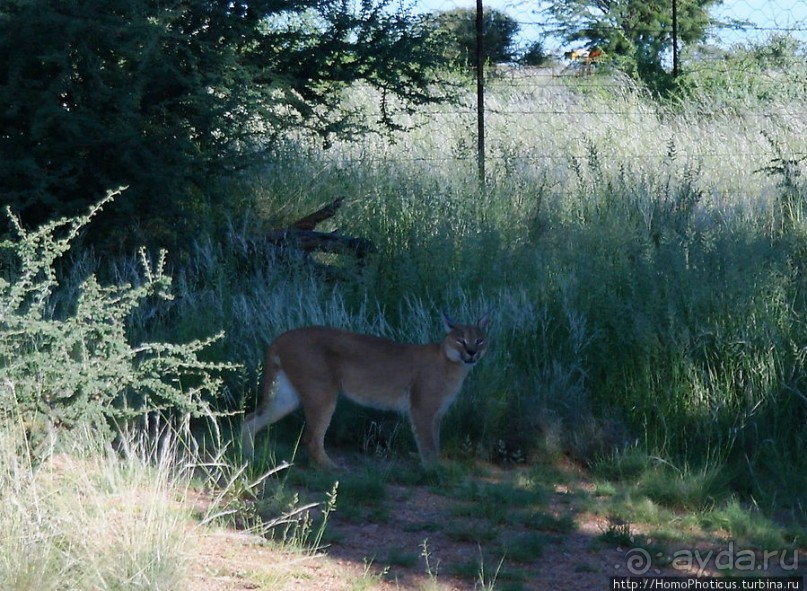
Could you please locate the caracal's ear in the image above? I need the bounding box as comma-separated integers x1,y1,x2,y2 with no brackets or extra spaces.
441,310,457,333
477,311,491,331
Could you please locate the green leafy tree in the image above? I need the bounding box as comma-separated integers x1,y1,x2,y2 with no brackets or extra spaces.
519,40,549,66
546,0,719,90
0,0,446,251
431,8,520,68
680,34,807,105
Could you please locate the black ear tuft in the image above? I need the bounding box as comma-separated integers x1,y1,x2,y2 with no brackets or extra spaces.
477,311,491,331
441,310,456,332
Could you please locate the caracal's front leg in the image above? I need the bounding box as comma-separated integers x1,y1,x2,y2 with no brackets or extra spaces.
409,406,443,467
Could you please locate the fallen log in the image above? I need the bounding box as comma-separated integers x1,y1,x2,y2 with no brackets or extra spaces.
266,228,377,260
290,197,345,231
266,198,377,267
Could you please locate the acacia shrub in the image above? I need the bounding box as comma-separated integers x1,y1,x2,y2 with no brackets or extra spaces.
0,192,231,452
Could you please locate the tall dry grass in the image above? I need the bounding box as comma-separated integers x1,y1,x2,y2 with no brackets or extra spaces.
0,420,195,591
204,60,807,506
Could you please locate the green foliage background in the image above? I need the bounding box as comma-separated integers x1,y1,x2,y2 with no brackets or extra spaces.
1,0,806,519
0,0,446,252
546,0,719,92
430,8,521,67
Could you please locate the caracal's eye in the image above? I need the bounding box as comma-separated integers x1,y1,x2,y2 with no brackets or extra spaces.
476,338,485,347
456,338,467,347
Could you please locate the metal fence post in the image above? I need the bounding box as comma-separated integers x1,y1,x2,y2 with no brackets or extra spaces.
672,0,680,77
476,0,486,187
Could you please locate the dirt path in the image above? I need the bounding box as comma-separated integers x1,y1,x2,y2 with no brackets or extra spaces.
191,457,806,590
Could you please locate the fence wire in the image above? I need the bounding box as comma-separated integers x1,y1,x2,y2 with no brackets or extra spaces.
417,0,807,48
329,0,807,183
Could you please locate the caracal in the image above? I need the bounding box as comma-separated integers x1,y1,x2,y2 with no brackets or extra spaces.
241,312,490,469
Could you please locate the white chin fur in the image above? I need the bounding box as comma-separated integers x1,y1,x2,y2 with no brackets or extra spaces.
446,348,463,363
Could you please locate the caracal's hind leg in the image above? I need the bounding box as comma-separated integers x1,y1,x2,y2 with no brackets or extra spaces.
300,391,339,470
242,370,300,458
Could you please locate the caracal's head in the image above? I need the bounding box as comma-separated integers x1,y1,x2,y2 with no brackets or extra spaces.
441,311,491,367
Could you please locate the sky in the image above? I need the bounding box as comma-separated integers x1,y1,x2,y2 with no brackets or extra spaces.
410,0,807,52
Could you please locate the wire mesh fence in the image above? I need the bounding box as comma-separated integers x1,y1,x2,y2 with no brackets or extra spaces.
325,0,807,189
416,0,807,51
